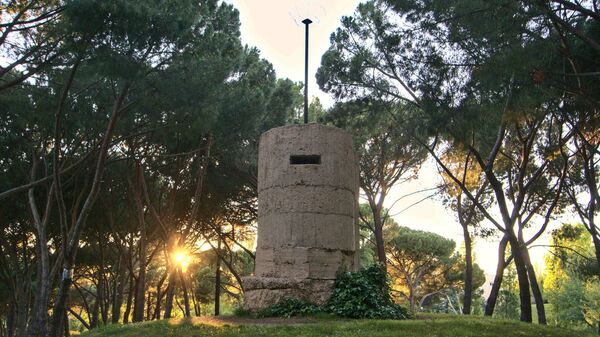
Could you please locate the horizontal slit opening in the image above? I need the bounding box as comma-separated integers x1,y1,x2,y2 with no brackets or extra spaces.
290,155,321,165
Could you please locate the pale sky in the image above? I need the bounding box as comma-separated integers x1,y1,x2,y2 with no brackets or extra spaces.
226,0,559,280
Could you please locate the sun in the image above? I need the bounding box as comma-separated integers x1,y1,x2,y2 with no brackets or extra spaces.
172,249,191,271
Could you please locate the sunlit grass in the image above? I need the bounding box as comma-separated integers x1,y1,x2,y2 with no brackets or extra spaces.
82,314,597,337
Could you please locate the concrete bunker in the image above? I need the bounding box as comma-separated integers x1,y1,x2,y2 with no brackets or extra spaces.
243,123,359,311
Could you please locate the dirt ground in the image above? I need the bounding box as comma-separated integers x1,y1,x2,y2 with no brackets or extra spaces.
189,316,321,326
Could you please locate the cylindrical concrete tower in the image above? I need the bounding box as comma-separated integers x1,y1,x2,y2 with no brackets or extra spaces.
243,124,359,310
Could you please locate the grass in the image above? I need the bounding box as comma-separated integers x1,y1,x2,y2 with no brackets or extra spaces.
81,314,598,337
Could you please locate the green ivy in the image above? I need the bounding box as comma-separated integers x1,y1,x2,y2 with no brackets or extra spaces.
326,264,410,319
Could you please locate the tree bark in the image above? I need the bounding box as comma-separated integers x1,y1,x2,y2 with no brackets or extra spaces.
163,270,177,319
111,253,127,323
461,224,473,315
507,234,532,323
48,84,131,337
368,195,387,270
153,273,167,320
520,242,546,324
26,154,54,337
123,273,134,324
214,237,221,316
130,163,147,323
179,269,191,318
485,235,508,316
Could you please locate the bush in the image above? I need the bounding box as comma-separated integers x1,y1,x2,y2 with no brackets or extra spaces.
326,264,411,319
233,306,252,317
257,298,322,318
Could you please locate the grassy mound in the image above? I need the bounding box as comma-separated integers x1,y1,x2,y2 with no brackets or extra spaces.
81,314,596,337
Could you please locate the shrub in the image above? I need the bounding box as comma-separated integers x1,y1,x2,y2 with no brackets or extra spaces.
233,306,252,317
326,264,411,319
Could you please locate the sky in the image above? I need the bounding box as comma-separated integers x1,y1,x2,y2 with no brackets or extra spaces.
225,0,359,107
225,0,561,281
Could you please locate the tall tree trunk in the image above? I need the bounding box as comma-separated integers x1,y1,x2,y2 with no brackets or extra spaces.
145,293,153,321
90,244,104,328
100,269,108,325
14,281,30,337
132,231,146,322
123,274,134,324
191,287,200,317
89,280,99,328
7,300,14,337
26,60,79,337
214,237,221,316
153,273,167,320
62,310,69,337
485,235,508,316
163,271,177,319
130,162,147,323
507,234,532,323
461,224,473,315
179,270,191,318
26,231,50,337
520,243,546,324
593,234,600,276
371,203,386,269
48,84,130,337
408,286,416,312
111,254,127,323
26,154,53,337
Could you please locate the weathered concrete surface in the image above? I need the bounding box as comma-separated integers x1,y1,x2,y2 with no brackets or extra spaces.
243,124,359,310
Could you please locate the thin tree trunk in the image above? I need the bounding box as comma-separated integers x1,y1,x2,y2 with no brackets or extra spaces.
508,234,532,323
520,243,546,324
371,201,387,269
7,300,14,337
89,278,99,328
153,273,167,320
129,162,147,323
179,270,191,318
214,237,221,316
26,154,53,337
111,254,127,323
145,293,153,321
62,311,69,337
485,235,508,316
163,271,177,319
191,286,200,317
593,234,600,276
13,278,30,337
462,224,473,315
123,273,134,324
48,84,131,337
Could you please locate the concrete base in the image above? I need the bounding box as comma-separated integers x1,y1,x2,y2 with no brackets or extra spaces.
242,276,335,311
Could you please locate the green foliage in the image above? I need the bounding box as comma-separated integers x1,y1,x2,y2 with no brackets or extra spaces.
389,227,456,263
494,265,520,321
430,288,485,315
549,276,586,327
583,280,600,330
495,290,521,321
386,225,462,311
232,306,252,317
544,224,599,331
257,299,322,318
326,265,411,319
